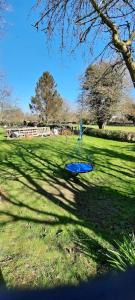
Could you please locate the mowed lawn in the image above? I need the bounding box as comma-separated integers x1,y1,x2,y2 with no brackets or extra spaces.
90,125,135,132
0,129,135,288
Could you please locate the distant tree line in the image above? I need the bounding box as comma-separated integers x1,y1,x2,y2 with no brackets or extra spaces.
0,68,134,128
0,1,135,129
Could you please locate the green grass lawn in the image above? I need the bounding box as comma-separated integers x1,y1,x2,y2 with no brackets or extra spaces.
89,125,135,132
0,129,135,288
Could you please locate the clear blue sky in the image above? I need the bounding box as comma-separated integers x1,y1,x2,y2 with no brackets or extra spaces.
0,0,134,112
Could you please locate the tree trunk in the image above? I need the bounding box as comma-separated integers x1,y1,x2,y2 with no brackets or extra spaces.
90,0,135,89
45,101,48,124
0,269,6,287
112,32,135,89
123,58,135,89
97,121,104,129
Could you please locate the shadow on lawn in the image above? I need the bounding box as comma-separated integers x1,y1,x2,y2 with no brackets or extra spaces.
0,269,6,288
0,138,135,274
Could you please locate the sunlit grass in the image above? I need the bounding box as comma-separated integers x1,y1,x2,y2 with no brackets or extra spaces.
0,129,135,288
89,125,135,132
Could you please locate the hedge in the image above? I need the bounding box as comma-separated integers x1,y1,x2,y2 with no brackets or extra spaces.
85,127,135,142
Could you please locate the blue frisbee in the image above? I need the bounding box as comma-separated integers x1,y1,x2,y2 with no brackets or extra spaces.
65,162,93,174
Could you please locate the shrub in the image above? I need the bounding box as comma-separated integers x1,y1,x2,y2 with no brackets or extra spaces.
85,128,135,142
61,128,73,135
107,234,135,272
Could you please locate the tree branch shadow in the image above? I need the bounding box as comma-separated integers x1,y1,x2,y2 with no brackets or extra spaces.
0,138,135,276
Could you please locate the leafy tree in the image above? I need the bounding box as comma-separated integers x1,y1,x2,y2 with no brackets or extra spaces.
30,72,63,123
80,62,124,129
124,97,135,125
126,113,135,125
33,0,135,88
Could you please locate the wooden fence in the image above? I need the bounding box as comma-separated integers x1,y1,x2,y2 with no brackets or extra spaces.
6,127,51,139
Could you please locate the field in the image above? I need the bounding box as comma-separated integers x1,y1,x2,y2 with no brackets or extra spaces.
89,125,135,132
0,129,135,288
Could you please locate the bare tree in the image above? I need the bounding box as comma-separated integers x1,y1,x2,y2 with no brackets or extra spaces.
33,0,135,87
0,74,11,123
2,106,24,125
59,100,71,123
0,1,12,120
0,0,11,37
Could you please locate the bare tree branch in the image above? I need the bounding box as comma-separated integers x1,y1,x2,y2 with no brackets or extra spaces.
33,0,135,87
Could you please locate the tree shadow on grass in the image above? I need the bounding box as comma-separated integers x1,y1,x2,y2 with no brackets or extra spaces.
0,269,6,288
73,229,109,275
0,138,135,275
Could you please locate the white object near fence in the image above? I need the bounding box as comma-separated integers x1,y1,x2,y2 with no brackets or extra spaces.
6,127,51,139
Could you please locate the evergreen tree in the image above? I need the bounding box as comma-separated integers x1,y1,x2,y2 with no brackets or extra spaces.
30,72,63,123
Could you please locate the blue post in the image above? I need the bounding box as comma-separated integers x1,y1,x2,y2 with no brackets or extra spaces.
80,120,83,140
